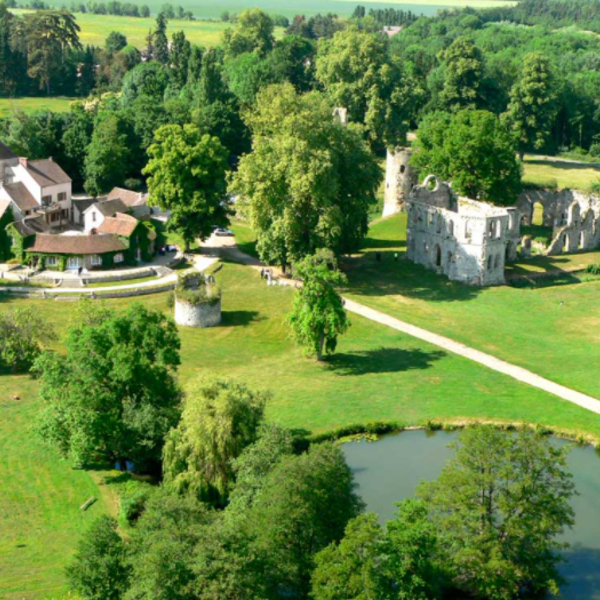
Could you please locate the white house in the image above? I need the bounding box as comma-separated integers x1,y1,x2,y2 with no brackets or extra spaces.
83,198,129,233
0,141,72,226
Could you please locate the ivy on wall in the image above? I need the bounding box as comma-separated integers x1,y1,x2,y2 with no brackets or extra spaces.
0,207,14,262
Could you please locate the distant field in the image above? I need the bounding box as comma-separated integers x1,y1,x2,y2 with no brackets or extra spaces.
0,97,75,117
523,154,600,191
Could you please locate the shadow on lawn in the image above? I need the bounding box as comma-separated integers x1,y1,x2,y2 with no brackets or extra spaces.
220,310,263,327
343,253,483,303
325,347,446,376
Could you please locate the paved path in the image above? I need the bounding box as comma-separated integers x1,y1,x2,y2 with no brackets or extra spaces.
204,234,600,417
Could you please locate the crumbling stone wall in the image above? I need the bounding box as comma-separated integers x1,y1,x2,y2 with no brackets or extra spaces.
382,147,417,217
517,189,600,254
406,177,520,286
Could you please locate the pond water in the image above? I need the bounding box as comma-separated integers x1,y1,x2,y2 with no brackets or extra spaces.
343,430,600,600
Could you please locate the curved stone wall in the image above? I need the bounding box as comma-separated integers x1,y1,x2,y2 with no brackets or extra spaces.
174,297,221,328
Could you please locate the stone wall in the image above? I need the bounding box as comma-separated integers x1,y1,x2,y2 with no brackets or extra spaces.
174,297,221,328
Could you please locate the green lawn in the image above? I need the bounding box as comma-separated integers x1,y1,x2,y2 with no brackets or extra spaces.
522,154,600,191
4,251,600,598
342,213,600,400
0,97,76,117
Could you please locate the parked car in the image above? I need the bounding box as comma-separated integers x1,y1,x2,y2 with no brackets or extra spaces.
214,228,233,236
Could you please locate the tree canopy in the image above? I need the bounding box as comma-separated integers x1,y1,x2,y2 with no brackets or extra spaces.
144,123,230,249
37,302,181,468
411,109,522,205
230,83,381,268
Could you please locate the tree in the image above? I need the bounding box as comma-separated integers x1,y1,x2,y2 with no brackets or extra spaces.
230,84,381,268
170,30,191,88
140,4,150,17
503,53,559,159
227,423,295,512
0,4,26,96
288,250,350,361
127,490,213,600
412,110,522,206
163,376,267,505
311,513,383,600
153,11,169,64
23,10,82,94
143,123,230,249
223,51,282,105
0,307,56,373
418,426,575,599
222,8,274,57
84,112,130,196
120,61,170,105
247,442,364,598
315,26,418,147
105,30,127,53
438,37,483,111
36,303,181,468
67,516,130,600
61,102,94,189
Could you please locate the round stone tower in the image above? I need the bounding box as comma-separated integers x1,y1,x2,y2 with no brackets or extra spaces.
382,146,415,218
173,272,222,328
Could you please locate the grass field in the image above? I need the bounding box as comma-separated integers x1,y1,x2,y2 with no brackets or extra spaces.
0,97,76,117
522,154,600,191
342,213,600,400
4,253,600,598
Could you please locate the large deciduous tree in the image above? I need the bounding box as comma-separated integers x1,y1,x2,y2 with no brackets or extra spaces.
222,8,274,58
418,426,575,599
438,36,483,111
36,302,181,468
315,26,420,148
143,123,230,250
84,112,130,197
288,250,350,361
67,516,131,600
230,83,381,268
0,306,56,374
503,53,559,159
412,109,522,206
162,376,267,505
22,10,82,94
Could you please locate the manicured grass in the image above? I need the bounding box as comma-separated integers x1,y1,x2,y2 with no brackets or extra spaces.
522,154,600,191
230,219,259,259
0,97,76,117
343,213,600,400
3,255,600,598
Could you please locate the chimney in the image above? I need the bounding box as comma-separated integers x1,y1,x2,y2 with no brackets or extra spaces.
19,157,28,168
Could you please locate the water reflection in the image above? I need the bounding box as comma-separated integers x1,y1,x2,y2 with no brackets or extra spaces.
343,430,600,600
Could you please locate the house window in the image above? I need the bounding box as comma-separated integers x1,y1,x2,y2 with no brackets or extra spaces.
46,256,58,267
42,195,52,207
58,192,67,202
92,212,96,222
91,254,102,266
114,253,124,264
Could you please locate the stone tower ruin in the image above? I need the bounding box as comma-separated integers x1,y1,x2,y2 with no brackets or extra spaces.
382,146,416,218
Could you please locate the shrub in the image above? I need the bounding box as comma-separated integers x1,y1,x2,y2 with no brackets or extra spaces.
119,479,156,526
585,263,600,275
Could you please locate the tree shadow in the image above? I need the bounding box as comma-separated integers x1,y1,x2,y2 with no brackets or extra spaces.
343,254,483,303
220,310,264,327
526,158,600,172
325,347,446,376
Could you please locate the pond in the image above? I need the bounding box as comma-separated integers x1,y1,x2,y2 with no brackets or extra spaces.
343,430,600,600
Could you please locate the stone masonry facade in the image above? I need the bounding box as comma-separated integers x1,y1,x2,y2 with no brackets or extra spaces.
406,176,521,286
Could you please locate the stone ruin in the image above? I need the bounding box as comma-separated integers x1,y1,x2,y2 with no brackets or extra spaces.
174,272,222,328
516,189,600,255
406,176,521,286
382,146,417,217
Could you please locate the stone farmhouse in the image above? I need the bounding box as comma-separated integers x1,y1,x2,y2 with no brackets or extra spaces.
0,141,156,271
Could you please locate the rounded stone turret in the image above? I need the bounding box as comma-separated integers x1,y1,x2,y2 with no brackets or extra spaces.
173,272,222,328
383,146,416,218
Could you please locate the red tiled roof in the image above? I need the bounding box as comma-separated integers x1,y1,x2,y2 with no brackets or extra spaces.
107,187,148,208
29,233,127,255
97,213,139,236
